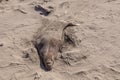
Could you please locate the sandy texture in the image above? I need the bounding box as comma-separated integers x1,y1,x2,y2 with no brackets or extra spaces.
0,0,120,80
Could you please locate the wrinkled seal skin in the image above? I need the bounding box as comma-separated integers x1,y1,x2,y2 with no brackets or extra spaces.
37,36,61,71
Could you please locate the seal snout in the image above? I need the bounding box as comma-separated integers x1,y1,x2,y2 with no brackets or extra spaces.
45,59,54,71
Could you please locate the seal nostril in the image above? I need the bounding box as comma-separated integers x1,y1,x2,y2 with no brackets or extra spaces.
47,62,50,64
46,61,52,65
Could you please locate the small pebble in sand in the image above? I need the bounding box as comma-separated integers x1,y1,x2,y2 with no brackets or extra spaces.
22,51,29,58
0,43,3,47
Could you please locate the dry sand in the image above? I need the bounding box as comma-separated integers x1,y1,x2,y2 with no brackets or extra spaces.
0,0,120,80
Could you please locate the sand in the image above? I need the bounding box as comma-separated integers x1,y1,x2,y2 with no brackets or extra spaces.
0,0,120,80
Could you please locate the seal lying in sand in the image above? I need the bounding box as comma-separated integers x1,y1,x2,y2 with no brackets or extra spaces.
35,35,61,71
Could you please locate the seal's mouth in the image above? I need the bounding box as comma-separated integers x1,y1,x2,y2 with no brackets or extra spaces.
46,65,52,71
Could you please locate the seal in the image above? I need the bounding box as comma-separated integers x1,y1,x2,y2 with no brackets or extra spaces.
36,35,61,71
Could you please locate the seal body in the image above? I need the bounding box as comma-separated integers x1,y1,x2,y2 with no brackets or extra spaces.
37,35,60,70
